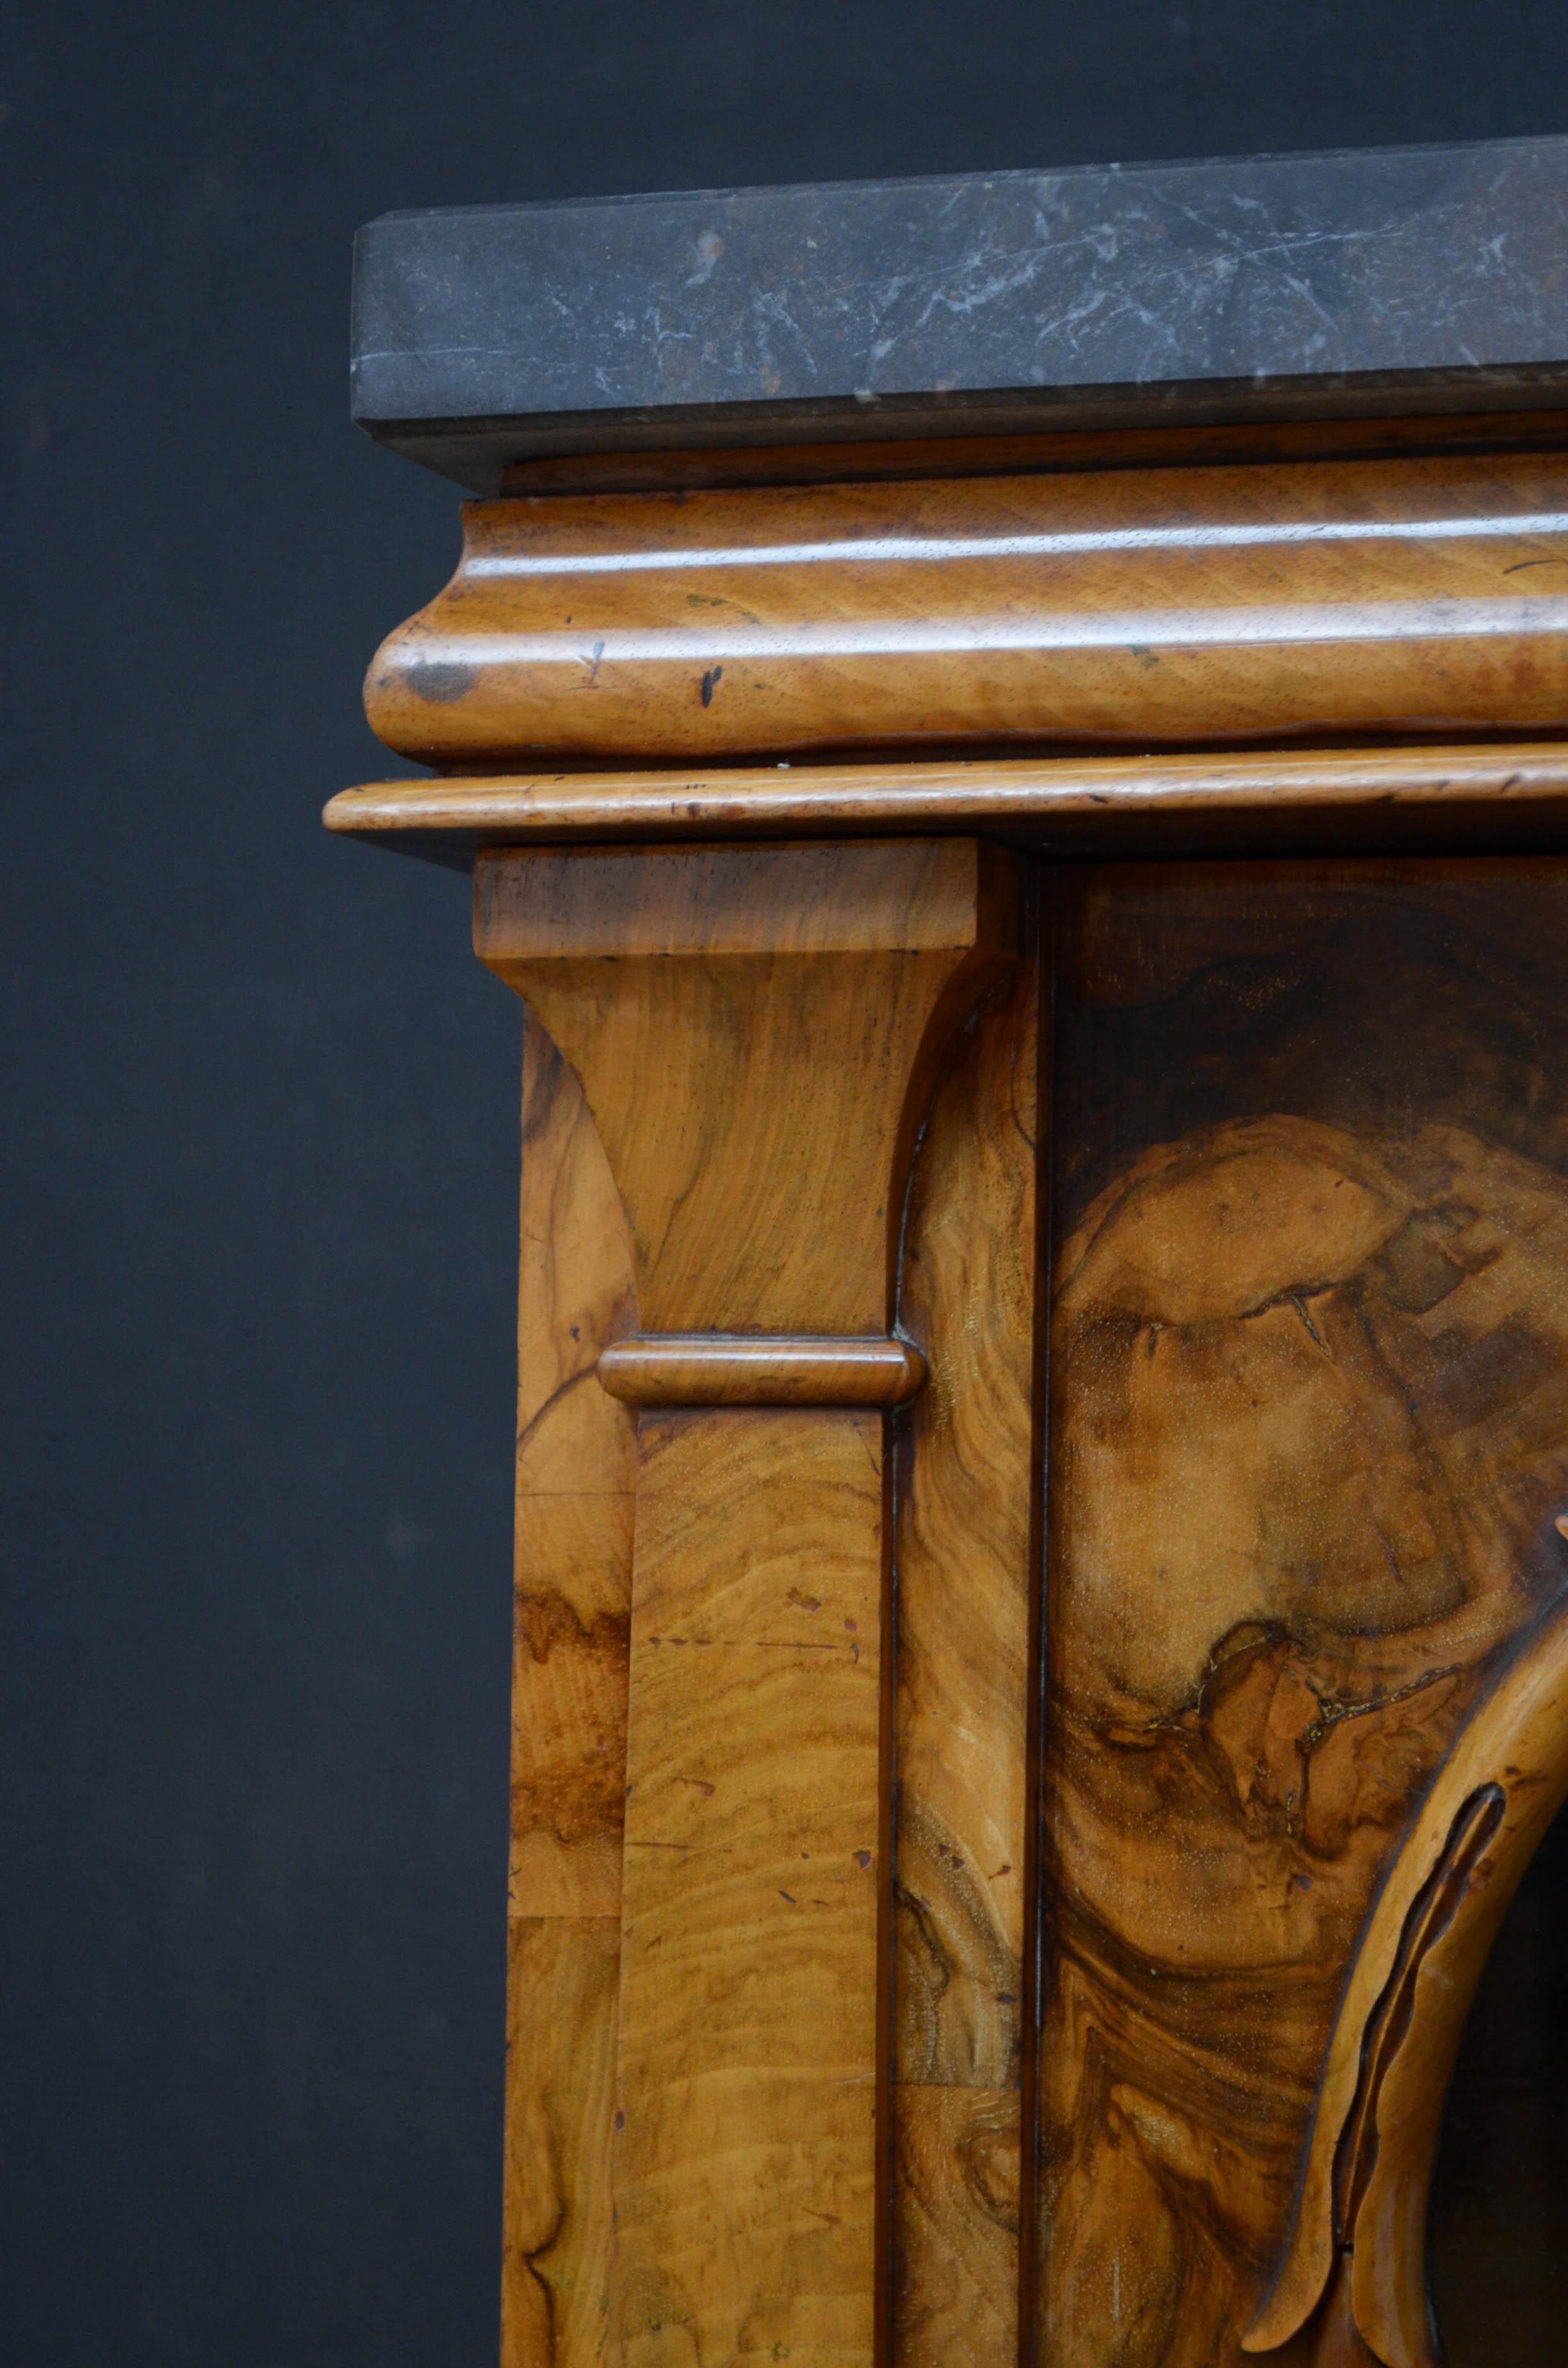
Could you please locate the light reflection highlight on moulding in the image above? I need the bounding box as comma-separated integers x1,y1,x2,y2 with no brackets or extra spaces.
405,597,1568,669
462,514,1568,578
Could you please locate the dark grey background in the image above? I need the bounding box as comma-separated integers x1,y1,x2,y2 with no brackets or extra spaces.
6,6,1568,2363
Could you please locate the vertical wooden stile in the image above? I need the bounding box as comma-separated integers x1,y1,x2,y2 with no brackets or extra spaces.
502,1022,638,2368
891,901,1042,2368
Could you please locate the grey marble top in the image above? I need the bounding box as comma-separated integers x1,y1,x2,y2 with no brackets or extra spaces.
352,136,1568,491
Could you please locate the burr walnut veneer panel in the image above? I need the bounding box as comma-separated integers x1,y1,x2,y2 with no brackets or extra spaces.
1042,864,1568,2368
502,1021,636,2368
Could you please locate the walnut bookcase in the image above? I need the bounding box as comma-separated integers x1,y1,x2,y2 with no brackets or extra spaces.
331,137,1568,2368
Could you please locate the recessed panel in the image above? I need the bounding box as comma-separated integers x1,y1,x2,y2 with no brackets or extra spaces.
1040,859,1568,2365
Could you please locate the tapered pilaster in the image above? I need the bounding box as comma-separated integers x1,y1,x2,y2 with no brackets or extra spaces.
478,838,1018,2368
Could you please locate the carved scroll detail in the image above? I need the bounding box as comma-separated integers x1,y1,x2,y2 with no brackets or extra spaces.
1245,1587,1568,2367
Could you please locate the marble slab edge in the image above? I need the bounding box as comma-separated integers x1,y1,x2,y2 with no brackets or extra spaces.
352,137,1568,491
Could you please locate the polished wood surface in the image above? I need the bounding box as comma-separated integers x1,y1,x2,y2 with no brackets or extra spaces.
616,1406,883,2368
596,1334,926,1407
510,1019,636,1923
491,853,1568,2368
480,837,1020,2368
1040,862,1568,2368
325,742,1568,864
365,454,1568,765
340,409,1568,2368
894,2087,1023,2368
502,1019,636,2368
505,1917,621,2368
475,840,1017,1335
892,946,1041,2368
